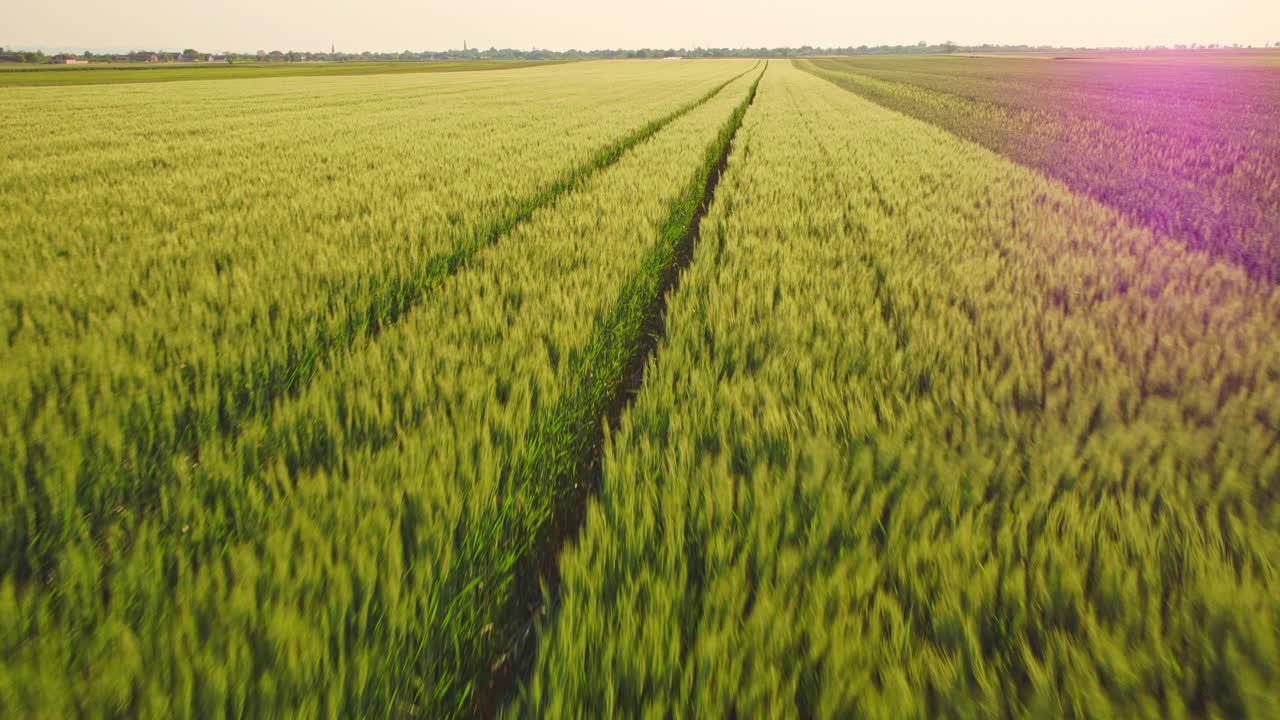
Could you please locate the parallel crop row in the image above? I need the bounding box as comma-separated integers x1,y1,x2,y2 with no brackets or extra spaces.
0,60,750,584
0,66,761,718
516,61,1280,718
798,55,1280,283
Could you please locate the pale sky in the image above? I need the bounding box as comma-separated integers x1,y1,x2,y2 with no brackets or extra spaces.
4,0,1277,53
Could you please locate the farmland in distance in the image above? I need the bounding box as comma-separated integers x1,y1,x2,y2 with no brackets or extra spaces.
1,52,1279,718
0,60,568,87
800,53,1280,281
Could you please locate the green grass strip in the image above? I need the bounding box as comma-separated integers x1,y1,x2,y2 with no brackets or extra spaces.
0,60,572,87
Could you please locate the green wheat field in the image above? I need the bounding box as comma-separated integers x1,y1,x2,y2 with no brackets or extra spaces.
2,55,1278,717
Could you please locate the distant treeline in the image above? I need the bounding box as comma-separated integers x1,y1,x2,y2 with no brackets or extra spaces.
2,41,1275,65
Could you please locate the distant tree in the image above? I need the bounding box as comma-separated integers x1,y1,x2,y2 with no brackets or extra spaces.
182,48,199,59
942,40,959,53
